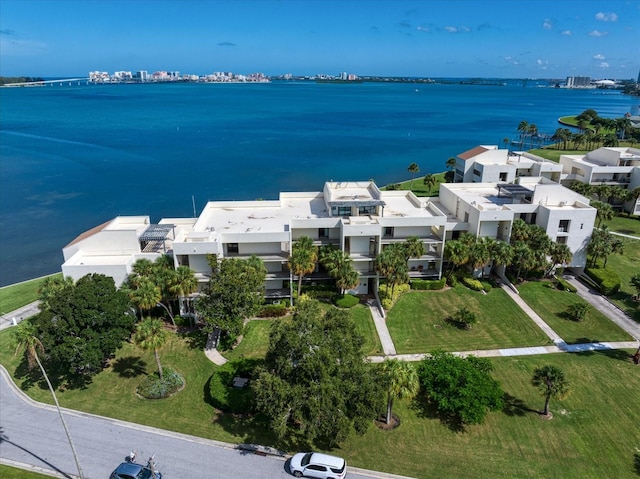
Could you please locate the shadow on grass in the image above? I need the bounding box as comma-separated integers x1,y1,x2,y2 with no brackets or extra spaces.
501,393,537,417
444,317,469,330
570,347,634,363
179,328,208,350
633,451,640,476
111,355,147,378
411,394,465,432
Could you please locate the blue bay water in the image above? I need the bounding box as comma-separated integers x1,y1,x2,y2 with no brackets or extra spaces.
1,81,638,286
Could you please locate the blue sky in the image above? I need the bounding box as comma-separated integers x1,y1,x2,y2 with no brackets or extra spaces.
1,0,638,78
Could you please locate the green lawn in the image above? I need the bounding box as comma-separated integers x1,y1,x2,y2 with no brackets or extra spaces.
601,235,640,321
381,172,446,197
339,351,640,479
527,148,589,163
605,215,640,237
0,465,57,479
350,303,384,355
517,280,633,344
386,287,551,354
0,273,60,314
2,323,639,478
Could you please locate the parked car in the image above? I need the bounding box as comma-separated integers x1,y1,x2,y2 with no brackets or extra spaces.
289,452,347,479
109,460,162,479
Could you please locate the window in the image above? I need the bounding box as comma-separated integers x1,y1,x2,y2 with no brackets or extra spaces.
558,220,570,233
318,228,329,238
580,223,584,230
473,169,481,177
383,227,394,237
307,465,326,472
499,172,508,182
358,205,376,215
227,243,239,254
557,236,567,244
464,212,469,222
332,206,352,216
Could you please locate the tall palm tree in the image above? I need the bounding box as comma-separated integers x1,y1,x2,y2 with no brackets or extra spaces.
169,265,198,319
517,120,529,148
407,163,420,190
128,277,162,319
547,243,572,276
133,318,169,380
379,359,419,425
444,239,469,277
531,365,569,417
288,236,318,301
489,239,513,274
423,174,437,193
375,244,408,297
591,200,614,227
13,321,85,478
321,248,360,295
445,157,456,171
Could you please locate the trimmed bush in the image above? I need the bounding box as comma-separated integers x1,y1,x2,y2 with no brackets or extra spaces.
479,280,492,293
566,301,589,322
379,282,410,310
137,367,185,399
461,276,484,292
335,294,360,308
411,278,446,290
555,277,577,293
585,267,621,296
446,274,458,287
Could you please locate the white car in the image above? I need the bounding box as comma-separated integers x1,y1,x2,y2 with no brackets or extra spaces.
290,452,347,479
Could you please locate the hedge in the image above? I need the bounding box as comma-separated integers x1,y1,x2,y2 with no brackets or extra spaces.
555,276,577,293
585,267,621,296
258,304,289,317
335,294,360,308
461,276,484,292
410,278,446,290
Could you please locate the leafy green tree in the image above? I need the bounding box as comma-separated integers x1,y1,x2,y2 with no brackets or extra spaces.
252,300,381,446
423,174,437,193
133,318,169,380
630,273,640,299
37,276,74,311
197,256,266,341
407,162,420,190
531,365,569,417
453,307,478,330
288,235,318,301
378,359,419,425
418,351,504,426
13,321,85,478
32,274,134,380
403,236,426,264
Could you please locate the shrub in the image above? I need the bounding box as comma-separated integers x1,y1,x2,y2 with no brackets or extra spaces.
453,307,478,330
335,294,360,308
137,367,185,399
566,301,589,322
209,360,258,414
411,278,446,290
446,274,458,287
555,277,577,293
585,267,621,296
461,276,484,292
174,315,192,327
479,280,492,293
258,305,288,317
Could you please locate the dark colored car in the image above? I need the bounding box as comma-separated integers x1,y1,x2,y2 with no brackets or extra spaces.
109,461,162,479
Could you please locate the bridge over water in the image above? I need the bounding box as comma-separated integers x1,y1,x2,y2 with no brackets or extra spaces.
2,78,90,87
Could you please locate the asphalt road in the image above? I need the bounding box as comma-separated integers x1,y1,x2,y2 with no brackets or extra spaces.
0,367,400,479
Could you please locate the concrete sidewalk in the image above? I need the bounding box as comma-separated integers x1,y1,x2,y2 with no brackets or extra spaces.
0,301,40,331
367,299,397,356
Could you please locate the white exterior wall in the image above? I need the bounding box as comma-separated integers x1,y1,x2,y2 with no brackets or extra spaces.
349,236,372,255
62,230,140,261
62,263,131,287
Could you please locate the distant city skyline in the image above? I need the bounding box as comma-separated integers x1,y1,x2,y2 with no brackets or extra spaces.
0,0,638,79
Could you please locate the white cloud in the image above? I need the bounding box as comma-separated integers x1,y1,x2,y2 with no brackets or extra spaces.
543,19,553,30
536,59,542,65
589,30,607,37
599,62,610,69
444,26,457,33
593,53,605,60
561,30,572,36
417,26,430,32
595,12,618,22
459,26,471,32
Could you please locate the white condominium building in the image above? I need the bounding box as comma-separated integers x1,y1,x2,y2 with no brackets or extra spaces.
61,179,596,298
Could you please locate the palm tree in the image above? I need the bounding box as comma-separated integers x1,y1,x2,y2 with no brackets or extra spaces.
128,277,162,319
133,318,169,380
379,359,419,425
444,239,469,277
403,236,425,264
446,157,456,171
321,249,359,295
288,236,318,302
489,240,513,274
423,174,437,193
407,163,420,190
375,244,408,298
170,265,198,312
531,365,569,417
546,243,572,276
13,321,85,478
502,137,510,150
591,200,614,227
517,120,529,148
37,275,74,310
468,237,491,278
626,187,640,215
